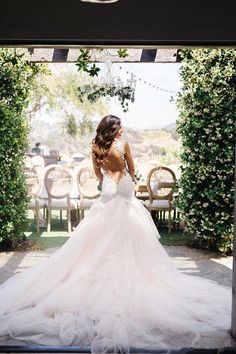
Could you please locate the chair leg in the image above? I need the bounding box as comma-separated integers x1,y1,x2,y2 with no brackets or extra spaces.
36,208,40,233
168,210,171,233
151,210,159,228
160,212,162,227
77,208,81,223
67,209,71,233
150,210,155,223
81,209,85,220
43,207,46,219
47,208,51,232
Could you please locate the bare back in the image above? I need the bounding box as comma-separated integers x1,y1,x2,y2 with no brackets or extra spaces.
101,139,126,170
92,138,135,184
100,139,127,183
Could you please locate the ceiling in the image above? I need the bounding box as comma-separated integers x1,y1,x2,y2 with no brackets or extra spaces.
0,0,235,45
26,48,181,63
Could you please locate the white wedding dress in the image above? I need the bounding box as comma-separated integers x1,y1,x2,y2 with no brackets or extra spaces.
0,141,232,353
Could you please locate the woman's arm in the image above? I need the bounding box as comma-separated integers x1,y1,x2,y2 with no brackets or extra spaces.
124,141,135,180
92,155,103,182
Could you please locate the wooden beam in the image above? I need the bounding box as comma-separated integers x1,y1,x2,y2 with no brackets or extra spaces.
25,48,180,63
52,49,69,62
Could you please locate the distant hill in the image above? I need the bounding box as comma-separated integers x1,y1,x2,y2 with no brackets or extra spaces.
29,119,180,163
162,122,176,131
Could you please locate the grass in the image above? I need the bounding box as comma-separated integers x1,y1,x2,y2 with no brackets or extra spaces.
25,210,193,250
25,210,70,249
159,230,194,246
25,231,70,249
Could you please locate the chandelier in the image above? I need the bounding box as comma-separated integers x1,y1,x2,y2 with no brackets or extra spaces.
80,0,119,3
77,49,136,112
97,58,137,89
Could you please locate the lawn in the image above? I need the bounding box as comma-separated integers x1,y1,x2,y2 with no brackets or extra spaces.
26,210,193,250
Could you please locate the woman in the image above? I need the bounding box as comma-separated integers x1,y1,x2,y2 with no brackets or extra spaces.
0,115,232,353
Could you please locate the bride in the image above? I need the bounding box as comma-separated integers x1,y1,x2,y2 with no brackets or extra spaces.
0,115,232,353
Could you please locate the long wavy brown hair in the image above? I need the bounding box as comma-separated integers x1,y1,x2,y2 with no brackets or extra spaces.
92,115,122,164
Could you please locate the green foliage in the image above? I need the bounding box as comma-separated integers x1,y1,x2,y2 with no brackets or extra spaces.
76,48,129,77
151,145,167,156
66,115,78,137
0,49,45,113
117,49,129,58
170,130,179,141
159,152,177,165
78,84,135,113
77,116,94,136
65,115,94,137
0,49,42,249
28,68,108,138
76,49,101,77
174,49,235,255
76,48,135,113
133,168,143,183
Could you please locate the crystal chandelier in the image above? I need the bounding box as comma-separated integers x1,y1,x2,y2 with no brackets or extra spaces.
78,49,136,111
80,0,119,3
97,58,137,89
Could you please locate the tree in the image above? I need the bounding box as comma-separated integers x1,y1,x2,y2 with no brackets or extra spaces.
27,66,108,137
174,49,235,254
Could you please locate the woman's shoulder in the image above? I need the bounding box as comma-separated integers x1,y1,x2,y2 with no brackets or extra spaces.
115,139,131,157
116,138,129,146
120,139,130,151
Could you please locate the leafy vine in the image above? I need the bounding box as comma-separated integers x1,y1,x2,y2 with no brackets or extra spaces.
78,84,135,113
75,48,129,76
76,49,135,112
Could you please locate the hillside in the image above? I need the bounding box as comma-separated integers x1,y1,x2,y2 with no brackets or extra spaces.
29,120,182,178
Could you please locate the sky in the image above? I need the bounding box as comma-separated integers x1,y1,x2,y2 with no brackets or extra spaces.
49,62,182,130
108,63,182,130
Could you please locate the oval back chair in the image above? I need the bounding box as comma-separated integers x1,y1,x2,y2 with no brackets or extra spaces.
25,167,43,232
145,166,177,232
77,166,101,219
44,165,77,233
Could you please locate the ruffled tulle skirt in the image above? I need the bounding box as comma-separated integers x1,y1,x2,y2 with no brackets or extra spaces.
0,191,232,353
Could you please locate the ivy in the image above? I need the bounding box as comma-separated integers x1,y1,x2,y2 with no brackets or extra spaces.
174,49,236,255
76,48,129,76
76,48,135,111
117,49,129,58
76,49,101,77
0,49,43,250
78,84,135,113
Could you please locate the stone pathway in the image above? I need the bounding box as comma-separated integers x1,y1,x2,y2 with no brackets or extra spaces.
0,245,235,349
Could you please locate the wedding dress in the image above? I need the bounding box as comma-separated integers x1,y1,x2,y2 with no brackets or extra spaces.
0,140,232,353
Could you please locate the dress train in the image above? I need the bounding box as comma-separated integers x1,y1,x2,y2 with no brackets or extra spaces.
0,167,232,353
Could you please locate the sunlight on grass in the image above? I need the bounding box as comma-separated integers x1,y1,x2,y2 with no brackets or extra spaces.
26,231,70,249
25,210,193,249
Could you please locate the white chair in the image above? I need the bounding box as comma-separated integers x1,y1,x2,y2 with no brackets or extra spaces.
25,167,45,232
77,167,101,220
44,165,78,233
24,156,33,169
58,153,71,166
31,155,45,167
144,166,177,233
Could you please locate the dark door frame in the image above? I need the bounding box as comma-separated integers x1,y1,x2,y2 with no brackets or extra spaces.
0,44,235,354
0,1,235,350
